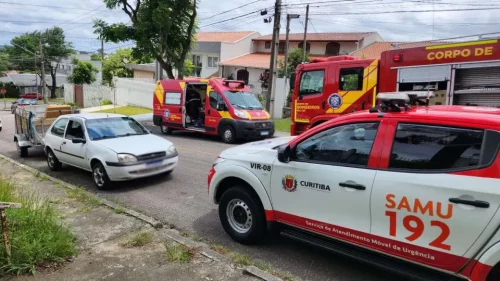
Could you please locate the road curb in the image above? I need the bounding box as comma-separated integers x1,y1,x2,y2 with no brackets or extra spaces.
0,153,163,229
0,153,282,281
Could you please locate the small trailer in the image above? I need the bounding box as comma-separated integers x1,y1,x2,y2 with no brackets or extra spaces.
13,104,78,157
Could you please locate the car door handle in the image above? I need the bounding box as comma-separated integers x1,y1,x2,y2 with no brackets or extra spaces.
208,109,211,115
449,198,490,208
179,108,182,113
322,101,326,109
339,182,366,190
62,141,66,145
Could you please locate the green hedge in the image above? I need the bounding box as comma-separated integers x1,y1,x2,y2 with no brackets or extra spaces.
0,82,20,98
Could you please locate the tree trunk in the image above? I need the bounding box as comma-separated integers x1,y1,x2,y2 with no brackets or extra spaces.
157,56,175,79
177,1,197,80
50,71,57,99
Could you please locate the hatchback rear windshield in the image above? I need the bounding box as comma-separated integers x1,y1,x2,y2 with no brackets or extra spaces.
85,117,148,141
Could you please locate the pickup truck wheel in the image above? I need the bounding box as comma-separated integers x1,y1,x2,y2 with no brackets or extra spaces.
92,162,111,190
16,142,28,158
46,149,62,171
221,126,236,144
219,186,266,244
161,123,173,135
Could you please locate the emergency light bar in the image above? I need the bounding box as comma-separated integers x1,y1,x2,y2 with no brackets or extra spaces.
223,80,245,88
376,93,410,102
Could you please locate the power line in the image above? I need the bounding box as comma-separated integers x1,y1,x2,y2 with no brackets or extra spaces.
0,20,93,24
200,8,273,28
308,7,500,15
0,1,107,11
200,0,266,20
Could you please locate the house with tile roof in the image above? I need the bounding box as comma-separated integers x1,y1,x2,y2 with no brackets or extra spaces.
350,41,450,59
126,31,261,80
218,32,383,96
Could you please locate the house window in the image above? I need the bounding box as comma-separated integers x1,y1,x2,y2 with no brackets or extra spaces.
61,65,65,70
326,42,340,56
265,41,271,49
208,56,219,68
339,67,364,91
298,42,311,52
278,42,286,54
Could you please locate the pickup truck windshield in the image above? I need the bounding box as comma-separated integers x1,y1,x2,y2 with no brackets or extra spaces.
86,117,148,141
224,91,263,110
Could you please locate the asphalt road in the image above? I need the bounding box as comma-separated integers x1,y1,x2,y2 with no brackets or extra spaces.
0,110,404,281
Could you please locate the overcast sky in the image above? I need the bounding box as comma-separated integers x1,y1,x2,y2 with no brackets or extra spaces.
0,0,499,52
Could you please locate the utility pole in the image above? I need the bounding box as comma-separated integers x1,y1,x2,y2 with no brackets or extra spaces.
101,40,105,82
266,0,281,117
39,39,47,104
302,4,309,62
284,14,300,81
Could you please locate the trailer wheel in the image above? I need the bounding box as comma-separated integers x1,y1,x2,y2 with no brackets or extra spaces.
16,142,28,158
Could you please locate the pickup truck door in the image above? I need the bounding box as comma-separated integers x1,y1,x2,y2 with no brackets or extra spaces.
370,119,500,273
270,121,382,242
60,119,88,169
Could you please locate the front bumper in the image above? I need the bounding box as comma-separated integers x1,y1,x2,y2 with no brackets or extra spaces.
105,156,179,181
233,120,275,139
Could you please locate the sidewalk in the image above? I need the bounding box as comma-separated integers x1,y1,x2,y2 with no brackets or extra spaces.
80,105,121,113
0,156,284,281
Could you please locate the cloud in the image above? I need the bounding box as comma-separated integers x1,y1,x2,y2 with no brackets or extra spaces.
0,0,499,51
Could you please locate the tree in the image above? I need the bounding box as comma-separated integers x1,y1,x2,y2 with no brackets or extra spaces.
93,0,197,79
184,59,194,78
90,54,102,61
67,58,99,85
277,48,310,78
101,48,152,85
7,27,75,99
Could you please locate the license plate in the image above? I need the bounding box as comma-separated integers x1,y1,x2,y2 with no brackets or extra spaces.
260,130,269,136
146,159,163,166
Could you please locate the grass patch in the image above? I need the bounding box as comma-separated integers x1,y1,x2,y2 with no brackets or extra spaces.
165,242,196,263
77,206,92,213
209,243,229,255
274,118,291,132
95,106,152,116
123,232,152,248
192,235,202,242
0,180,76,275
112,208,125,214
230,253,252,266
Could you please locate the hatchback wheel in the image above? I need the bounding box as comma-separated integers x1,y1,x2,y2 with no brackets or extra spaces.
219,186,266,244
46,149,62,171
92,162,111,190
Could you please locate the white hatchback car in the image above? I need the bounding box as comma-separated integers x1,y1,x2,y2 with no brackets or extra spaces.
44,113,178,189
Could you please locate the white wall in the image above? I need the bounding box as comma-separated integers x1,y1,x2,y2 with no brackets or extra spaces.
273,77,288,119
82,84,114,108
192,52,220,78
220,32,261,61
360,33,383,49
254,41,358,56
64,83,74,104
114,78,156,109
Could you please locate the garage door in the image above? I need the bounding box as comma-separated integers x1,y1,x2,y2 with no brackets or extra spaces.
399,65,451,83
453,67,500,107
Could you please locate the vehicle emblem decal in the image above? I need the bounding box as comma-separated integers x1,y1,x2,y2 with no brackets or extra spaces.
164,109,171,119
328,93,343,110
282,175,298,192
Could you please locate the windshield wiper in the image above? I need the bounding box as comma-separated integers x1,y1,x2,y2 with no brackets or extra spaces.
116,133,141,138
93,135,117,141
233,104,248,109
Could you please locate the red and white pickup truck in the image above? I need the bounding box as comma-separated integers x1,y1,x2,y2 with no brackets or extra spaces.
208,93,500,281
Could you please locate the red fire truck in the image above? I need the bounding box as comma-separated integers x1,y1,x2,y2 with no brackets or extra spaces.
290,39,500,135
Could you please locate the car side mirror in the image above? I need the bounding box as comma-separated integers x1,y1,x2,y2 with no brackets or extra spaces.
290,73,296,90
277,144,291,163
217,102,227,111
72,138,86,144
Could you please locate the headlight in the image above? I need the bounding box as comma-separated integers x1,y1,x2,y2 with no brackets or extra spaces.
117,153,137,163
233,109,248,119
166,145,177,156
212,157,226,168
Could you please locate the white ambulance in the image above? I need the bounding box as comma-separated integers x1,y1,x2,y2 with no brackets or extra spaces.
208,94,500,281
